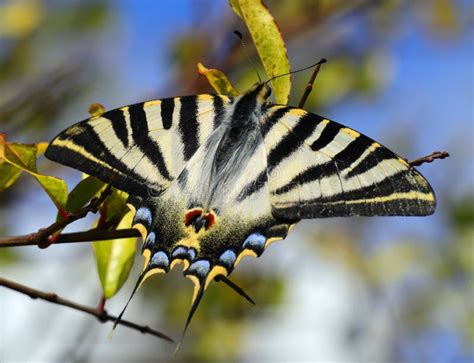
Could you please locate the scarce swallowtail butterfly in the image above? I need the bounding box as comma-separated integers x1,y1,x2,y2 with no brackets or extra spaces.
45,82,435,335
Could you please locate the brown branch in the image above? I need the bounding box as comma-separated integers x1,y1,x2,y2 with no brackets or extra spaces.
408,151,450,167
0,183,116,249
0,277,174,343
0,228,141,248
298,58,327,108
39,183,115,248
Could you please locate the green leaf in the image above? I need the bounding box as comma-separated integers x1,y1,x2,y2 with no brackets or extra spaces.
0,134,68,209
92,210,137,298
102,188,129,225
55,176,105,224
234,0,291,104
197,62,240,97
0,161,22,192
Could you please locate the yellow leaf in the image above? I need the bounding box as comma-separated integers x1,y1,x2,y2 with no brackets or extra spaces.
197,62,240,97
88,102,106,117
229,0,242,18
236,0,291,104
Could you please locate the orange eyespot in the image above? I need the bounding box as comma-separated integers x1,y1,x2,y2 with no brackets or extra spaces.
202,212,215,229
184,209,202,226
184,209,216,231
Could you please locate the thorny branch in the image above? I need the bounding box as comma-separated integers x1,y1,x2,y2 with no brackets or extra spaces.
0,277,174,342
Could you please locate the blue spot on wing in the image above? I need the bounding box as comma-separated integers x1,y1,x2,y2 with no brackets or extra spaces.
187,260,210,278
143,232,156,251
242,233,266,255
150,251,169,271
134,207,152,227
172,247,196,262
219,250,236,270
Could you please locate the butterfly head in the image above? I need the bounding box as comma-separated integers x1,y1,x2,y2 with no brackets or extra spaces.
248,82,272,105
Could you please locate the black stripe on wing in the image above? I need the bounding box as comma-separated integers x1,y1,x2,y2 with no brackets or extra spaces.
260,106,292,137
267,113,321,172
236,169,268,202
45,124,153,197
179,96,199,161
107,109,130,148
346,146,396,179
128,103,172,181
273,134,374,195
160,98,174,130
310,121,340,151
212,94,225,130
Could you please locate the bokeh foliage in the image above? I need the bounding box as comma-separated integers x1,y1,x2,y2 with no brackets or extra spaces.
0,0,472,362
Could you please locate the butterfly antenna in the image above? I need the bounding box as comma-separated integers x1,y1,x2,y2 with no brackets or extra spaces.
215,275,256,305
111,272,145,332
174,283,205,355
234,30,261,83
266,58,327,85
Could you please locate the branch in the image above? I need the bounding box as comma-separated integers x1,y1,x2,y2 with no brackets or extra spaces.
408,151,450,167
0,228,141,248
298,58,327,108
0,277,174,343
0,183,116,249
42,183,115,247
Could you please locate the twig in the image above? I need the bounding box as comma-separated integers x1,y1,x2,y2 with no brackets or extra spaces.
42,183,115,248
408,151,450,167
0,228,141,248
298,58,327,108
0,184,115,249
0,277,174,343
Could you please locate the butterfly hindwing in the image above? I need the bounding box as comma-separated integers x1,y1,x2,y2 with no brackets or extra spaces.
262,105,436,218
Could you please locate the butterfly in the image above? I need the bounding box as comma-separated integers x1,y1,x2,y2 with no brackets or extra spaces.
45,82,435,336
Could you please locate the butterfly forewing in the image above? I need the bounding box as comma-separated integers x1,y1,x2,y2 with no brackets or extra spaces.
261,105,435,218
45,94,230,197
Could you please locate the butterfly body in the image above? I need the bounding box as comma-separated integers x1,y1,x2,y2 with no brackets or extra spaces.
45,82,435,323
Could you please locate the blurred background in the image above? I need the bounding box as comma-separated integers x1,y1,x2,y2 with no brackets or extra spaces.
0,0,473,362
